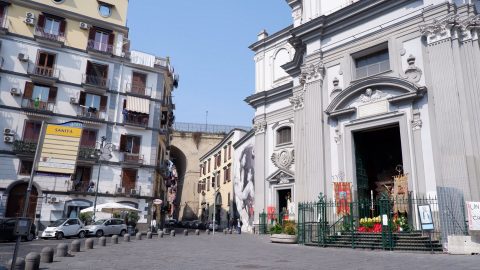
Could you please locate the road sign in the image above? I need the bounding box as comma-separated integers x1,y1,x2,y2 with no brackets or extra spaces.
153,199,163,205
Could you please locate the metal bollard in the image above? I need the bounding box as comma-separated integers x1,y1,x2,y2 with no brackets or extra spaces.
85,238,94,249
40,247,54,263
124,233,131,242
170,230,176,237
99,236,106,246
158,231,164,238
112,235,119,244
70,240,81,253
7,257,25,270
195,229,200,235
184,229,188,236
135,232,142,240
25,252,40,270
56,243,68,257
147,232,152,239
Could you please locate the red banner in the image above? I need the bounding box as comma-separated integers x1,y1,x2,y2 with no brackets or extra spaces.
334,182,352,215
267,206,276,221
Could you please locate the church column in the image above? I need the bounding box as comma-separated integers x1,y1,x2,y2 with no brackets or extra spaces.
253,115,267,219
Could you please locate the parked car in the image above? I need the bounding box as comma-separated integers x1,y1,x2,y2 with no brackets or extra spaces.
190,220,205,229
207,221,220,231
165,218,177,227
41,218,86,240
180,220,190,228
83,218,127,237
0,218,36,242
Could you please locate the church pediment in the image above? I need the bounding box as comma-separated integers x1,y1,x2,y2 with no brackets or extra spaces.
266,169,294,184
326,76,426,119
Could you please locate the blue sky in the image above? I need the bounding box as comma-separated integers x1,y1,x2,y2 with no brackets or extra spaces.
127,0,291,127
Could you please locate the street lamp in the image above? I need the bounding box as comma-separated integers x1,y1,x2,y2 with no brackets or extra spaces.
91,136,113,221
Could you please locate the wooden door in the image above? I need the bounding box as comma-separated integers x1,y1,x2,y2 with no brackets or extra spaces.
131,72,147,95
122,169,137,193
6,183,38,219
36,51,55,76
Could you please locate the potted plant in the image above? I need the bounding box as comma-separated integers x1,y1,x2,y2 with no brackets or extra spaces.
270,220,297,244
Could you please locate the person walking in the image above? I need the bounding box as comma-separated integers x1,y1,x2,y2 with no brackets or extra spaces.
237,219,243,234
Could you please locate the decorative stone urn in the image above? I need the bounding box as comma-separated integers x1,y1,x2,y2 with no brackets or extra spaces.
270,234,297,244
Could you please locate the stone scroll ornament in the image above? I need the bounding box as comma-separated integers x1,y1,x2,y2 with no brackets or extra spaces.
271,149,294,170
402,54,422,83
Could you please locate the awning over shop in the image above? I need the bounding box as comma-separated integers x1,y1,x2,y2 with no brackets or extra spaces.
126,96,150,114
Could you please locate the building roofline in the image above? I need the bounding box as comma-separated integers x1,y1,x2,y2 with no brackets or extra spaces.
248,25,294,52
233,129,255,149
199,129,246,161
244,82,293,109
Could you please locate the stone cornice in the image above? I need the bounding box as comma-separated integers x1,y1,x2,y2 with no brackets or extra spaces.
249,25,294,52
244,82,293,109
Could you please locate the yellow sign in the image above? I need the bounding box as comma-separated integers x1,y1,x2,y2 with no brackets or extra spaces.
37,124,83,174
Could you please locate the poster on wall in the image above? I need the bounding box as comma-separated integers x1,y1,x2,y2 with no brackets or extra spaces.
233,135,255,232
467,202,480,231
333,182,351,215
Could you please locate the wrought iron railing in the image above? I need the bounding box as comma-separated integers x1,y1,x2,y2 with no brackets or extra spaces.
124,113,149,127
87,40,113,54
126,83,152,96
77,146,97,161
82,74,109,89
173,122,251,134
122,152,144,164
21,98,55,112
27,64,60,79
34,26,65,43
13,140,37,155
77,106,106,120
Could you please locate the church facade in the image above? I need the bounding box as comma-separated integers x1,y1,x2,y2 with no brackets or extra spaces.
247,0,480,244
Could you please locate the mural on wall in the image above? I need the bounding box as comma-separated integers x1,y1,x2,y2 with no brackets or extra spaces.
233,137,255,232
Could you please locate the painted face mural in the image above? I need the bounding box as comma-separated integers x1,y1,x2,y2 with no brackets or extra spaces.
233,143,255,232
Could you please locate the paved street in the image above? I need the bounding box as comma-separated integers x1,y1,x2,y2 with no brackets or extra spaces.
1,232,478,270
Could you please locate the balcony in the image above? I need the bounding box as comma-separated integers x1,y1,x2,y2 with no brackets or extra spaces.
87,40,113,55
82,74,110,92
77,106,106,121
27,64,60,85
123,112,149,128
115,184,142,197
34,26,65,46
77,146,97,162
13,140,37,156
126,83,152,97
21,98,55,114
69,180,92,193
122,152,144,165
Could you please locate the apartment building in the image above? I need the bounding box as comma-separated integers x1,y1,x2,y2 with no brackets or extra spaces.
0,0,177,230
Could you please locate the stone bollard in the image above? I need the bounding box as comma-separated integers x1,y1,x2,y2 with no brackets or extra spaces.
195,229,200,235
184,229,188,236
147,232,152,239
124,234,131,242
158,231,164,238
112,235,119,244
56,243,68,257
170,230,176,237
99,236,106,246
85,238,94,249
229,229,233,234
135,232,142,240
40,247,54,263
7,258,25,270
25,252,40,270
70,240,81,253
207,230,210,235
223,229,227,235
163,228,168,235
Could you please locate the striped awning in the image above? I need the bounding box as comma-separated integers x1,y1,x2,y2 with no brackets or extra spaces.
126,96,150,114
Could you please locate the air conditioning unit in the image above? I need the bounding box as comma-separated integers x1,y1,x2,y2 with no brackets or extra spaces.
18,53,29,62
70,97,78,104
24,17,35,26
130,189,138,196
79,22,89,30
116,187,125,194
10,88,21,96
3,135,14,143
3,128,13,135
49,197,57,203
26,12,35,19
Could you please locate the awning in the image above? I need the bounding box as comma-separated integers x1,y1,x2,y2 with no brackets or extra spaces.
126,96,150,114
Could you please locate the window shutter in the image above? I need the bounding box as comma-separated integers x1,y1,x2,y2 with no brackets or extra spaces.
79,92,86,105
99,95,108,111
48,87,58,102
59,19,66,35
24,82,34,98
119,134,127,152
38,14,46,28
88,27,96,41
132,136,140,154
108,32,115,47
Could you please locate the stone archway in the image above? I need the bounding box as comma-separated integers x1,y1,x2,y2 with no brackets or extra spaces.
169,145,188,219
6,182,39,219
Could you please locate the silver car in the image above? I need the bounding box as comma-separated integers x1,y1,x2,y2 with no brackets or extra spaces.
84,218,127,237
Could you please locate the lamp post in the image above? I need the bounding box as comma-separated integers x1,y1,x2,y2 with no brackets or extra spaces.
92,136,113,221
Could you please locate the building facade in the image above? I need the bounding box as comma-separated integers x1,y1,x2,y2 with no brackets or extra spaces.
0,0,177,231
197,129,246,229
248,0,480,245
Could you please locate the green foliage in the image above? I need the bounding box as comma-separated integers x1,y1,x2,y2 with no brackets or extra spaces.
127,211,140,226
79,212,93,225
283,221,296,235
112,212,121,218
270,223,282,234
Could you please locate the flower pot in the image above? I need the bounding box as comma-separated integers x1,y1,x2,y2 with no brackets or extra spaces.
270,234,297,244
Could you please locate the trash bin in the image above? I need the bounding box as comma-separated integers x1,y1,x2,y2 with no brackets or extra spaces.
127,226,135,235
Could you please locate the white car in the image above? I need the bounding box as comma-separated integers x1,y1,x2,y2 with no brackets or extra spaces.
41,218,86,240
84,218,127,237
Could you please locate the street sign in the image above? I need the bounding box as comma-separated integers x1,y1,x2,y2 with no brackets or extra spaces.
37,123,83,174
153,199,163,205
467,202,480,231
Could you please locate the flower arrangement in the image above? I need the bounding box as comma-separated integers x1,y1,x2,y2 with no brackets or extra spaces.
359,216,382,233
394,214,410,232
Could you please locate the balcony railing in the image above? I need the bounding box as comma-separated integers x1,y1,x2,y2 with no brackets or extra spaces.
21,98,55,112
13,140,37,155
34,26,65,43
77,146,97,161
77,106,106,120
122,152,144,164
115,184,142,196
87,40,113,54
126,83,152,96
70,180,91,193
82,74,110,89
123,113,149,127
27,64,60,80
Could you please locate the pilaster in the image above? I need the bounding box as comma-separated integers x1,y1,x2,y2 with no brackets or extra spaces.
253,115,267,219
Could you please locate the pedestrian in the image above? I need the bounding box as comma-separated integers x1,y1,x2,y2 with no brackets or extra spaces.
237,219,243,234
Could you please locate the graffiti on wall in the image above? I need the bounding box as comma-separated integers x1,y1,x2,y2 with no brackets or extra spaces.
233,137,255,232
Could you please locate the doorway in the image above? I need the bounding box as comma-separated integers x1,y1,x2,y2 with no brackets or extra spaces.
277,189,291,214
6,182,38,219
353,124,403,201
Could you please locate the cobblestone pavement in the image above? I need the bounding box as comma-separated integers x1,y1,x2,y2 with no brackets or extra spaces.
2,232,479,270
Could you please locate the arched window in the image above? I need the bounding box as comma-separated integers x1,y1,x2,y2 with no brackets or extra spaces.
276,127,292,145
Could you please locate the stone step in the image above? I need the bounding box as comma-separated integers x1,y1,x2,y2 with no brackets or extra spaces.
305,242,443,252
